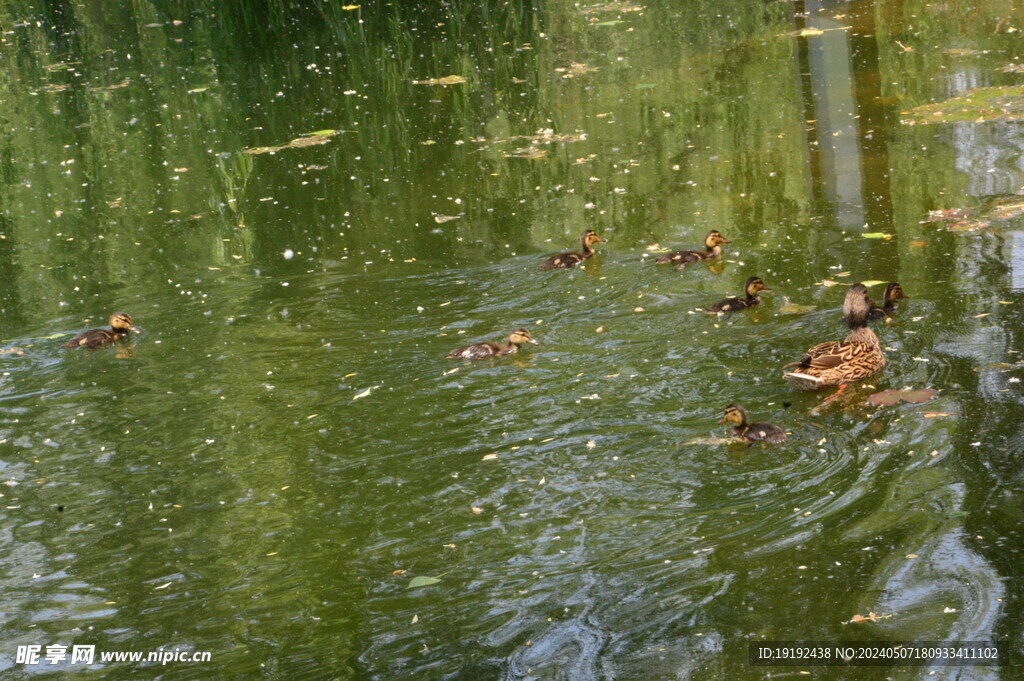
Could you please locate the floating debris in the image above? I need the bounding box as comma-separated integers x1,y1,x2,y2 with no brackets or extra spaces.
411,75,466,86
578,1,645,14
866,388,939,407
926,197,1024,232
244,130,342,155
555,63,599,77
901,85,1024,125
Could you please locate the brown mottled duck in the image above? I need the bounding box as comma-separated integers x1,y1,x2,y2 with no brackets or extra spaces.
705,277,772,313
538,230,605,270
445,328,540,360
720,404,787,444
654,230,730,269
782,283,885,395
62,313,140,349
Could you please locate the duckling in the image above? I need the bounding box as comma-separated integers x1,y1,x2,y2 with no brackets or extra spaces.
783,283,885,393
705,277,772,313
720,404,787,444
867,282,907,321
654,230,730,268
538,230,606,270
61,313,140,349
445,328,540,359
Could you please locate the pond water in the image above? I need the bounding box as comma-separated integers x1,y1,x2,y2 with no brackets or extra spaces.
1,0,1023,679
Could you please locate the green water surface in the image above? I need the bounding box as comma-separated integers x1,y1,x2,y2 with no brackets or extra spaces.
1,0,1023,679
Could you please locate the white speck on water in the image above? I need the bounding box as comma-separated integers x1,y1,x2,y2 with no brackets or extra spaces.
283,249,295,260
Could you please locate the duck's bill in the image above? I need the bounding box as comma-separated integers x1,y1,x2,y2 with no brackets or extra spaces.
718,416,729,425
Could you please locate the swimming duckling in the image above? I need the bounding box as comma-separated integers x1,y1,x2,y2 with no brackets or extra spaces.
867,283,907,321
61,313,140,349
705,277,772,313
783,283,885,393
538,230,606,270
654,230,730,268
445,328,540,359
720,404,787,444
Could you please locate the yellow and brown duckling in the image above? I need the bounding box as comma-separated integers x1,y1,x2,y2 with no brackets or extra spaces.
867,282,907,321
538,229,606,270
705,276,772,313
61,313,140,349
654,230,730,269
720,404,787,444
445,328,540,360
783,283,885,393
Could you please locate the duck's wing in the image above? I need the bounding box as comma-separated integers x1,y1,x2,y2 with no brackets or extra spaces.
446,342,499,359
62,328,116,349
539,252,583,270
654,249,702,265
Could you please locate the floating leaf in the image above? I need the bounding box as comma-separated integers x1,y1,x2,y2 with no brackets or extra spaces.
861,232,892,240
411,75,466,86
352,385,379,401
849,611,891,623
778,303,817,315
407,576,442,589
866,387,939,406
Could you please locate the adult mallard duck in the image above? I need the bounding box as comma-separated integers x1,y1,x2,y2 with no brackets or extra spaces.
705,276,771,313
783,283,885,393
538,230,605,270
720,403,787,443
445,328,540,359
867,282,907,321
654,230,730,269
61,313,140,349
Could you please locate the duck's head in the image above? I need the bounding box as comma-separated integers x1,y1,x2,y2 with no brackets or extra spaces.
705,230,731,248
884,282,907,304
719,403,748,426
110,313,139,333
582,230,606,248
745,276,772,296
843,283,872,326
509,328,540,346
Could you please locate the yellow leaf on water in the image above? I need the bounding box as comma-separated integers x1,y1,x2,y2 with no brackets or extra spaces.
482,453,499,461
342,4,360,9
